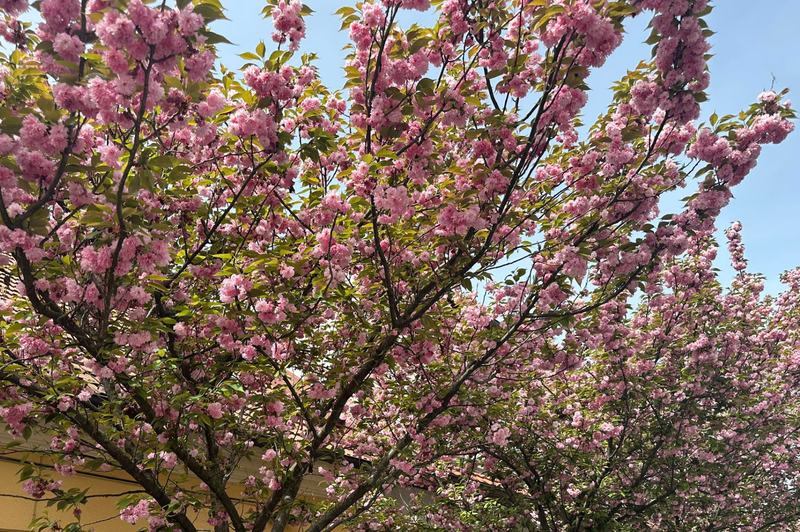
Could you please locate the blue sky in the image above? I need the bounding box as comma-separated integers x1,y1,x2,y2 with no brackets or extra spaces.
216,1,799,294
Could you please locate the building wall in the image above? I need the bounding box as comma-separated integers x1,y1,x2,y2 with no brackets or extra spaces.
0,453,335,532
0,456,141,532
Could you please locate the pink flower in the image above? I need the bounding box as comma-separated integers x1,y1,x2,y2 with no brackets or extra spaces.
271,0,305,51
362,3,385,28
198,89,226,118
185,50,215,82
22,479,45,499
159,451,178,469
255,299,287,324
396,0,430,10
120,499,151,524
436,204,486,236
40,0,80,33
490,424,511,447
177,5,204,35
52,32,84,62
280,264,295,280
0,0,29,17
219,274,253,304
262,449,277,462
96,9,137,49
207,402,224,419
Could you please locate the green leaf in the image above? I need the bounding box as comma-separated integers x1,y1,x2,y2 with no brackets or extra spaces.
194,3,227,23
534,5,565,32
37,96,61,123
607,2,639,17
148,155,177,169
18,463,35,481
417,78,435,96
409,37,430,54
335,6,357,17
645,28,661,45
199,29,234,46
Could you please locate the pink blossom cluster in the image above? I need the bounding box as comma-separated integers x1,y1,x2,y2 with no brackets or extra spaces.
632,0,712,124
0,401,33,436
270,0,306,52
120,499,152,524
22,478,61,499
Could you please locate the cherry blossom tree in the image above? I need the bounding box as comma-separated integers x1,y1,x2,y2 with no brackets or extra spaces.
0,0,795,531
373,223,800,532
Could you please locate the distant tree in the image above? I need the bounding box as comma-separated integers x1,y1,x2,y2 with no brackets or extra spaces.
0,0,795,531
374,223,800,532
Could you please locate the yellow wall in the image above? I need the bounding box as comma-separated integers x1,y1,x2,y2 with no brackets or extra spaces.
0,457,141,532
0,455,325,532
